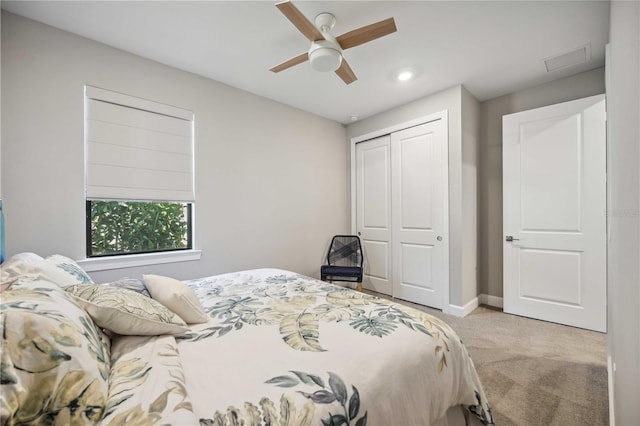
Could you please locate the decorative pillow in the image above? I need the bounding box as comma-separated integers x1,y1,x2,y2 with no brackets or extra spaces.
143,274,208,324
0,278,111,425
0,277,16,292
8,274,63,291
0,259,25,292
9,252,44,264
65,285,188,336
105,277,151,298
1,258,42,280
43,254,94,286
1,254,94,288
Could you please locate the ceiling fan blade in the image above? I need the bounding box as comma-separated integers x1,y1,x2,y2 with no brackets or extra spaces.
335,59,357,85
275,0,324,42
336,17,397,50
270,52,309,73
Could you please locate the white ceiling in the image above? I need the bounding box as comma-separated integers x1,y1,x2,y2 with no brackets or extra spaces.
2,1,610,124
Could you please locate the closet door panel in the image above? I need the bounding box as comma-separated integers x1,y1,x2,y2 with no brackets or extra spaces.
398,136,433,229
356,135,392,295
400,243,433,288
392,120,446,308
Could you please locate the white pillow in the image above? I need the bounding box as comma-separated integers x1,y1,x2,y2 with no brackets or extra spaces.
9,252,44,264
143,274,208,324
65,284,188,336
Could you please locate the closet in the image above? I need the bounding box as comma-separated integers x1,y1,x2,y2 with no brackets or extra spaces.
353,116,448,309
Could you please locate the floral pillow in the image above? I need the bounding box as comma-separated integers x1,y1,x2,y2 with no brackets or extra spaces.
1,259,41,291
0,277,111,425
43,254,94,286
105,277,151,298
65,285,188,336
2,254,94,288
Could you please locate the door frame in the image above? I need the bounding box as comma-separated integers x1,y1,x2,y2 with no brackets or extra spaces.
349,110,450,313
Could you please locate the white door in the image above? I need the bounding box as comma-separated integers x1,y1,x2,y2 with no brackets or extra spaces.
391,121,447,309
356,135,392,295
503,94,606,332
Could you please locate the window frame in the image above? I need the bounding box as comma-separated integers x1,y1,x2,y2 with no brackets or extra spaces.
85,200,193,258
77,248,202,273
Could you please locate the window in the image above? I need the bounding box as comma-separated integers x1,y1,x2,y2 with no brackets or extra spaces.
85,86,194,258
87,201,192,256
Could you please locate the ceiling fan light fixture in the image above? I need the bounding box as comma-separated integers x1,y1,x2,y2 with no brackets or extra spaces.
271,1,397,84
309,43,342,72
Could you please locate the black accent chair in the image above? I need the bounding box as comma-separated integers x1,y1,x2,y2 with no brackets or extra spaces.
320,235,364,292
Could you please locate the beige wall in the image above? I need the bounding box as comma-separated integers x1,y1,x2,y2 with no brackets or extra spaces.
478,67,605,298
1,12,349,282
606,0,640,422
461,87,480,304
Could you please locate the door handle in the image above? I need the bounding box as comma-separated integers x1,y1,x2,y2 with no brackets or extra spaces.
505,235,520,242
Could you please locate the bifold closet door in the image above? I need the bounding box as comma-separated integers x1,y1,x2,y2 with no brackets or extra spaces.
356,135,393,295
355,119,447,307
391,120,446,309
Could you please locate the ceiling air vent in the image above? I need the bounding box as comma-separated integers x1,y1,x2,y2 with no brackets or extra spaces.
543,44,592,72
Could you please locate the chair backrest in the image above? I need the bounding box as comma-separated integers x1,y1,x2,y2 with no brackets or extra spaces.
327,235,363,267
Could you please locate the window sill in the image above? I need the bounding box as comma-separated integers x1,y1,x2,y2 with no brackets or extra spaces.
76,250,202,272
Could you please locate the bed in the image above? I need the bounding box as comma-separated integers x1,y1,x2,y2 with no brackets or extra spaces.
1,255,494,426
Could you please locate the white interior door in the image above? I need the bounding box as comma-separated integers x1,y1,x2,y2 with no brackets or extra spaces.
356,136,392,295
503,94,606,332
391,120,447,309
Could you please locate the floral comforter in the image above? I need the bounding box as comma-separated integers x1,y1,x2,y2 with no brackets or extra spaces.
1,267,493,425
104,268,493,425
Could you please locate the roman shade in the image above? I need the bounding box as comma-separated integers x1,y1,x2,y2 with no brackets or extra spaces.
85,86,194,202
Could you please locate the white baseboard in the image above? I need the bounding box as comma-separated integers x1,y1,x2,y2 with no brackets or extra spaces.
447,294,503,317
448,297,479,317
479,293,504,308
607,355,615,426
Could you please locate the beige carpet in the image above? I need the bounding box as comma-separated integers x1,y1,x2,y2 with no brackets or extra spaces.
365,291,609,426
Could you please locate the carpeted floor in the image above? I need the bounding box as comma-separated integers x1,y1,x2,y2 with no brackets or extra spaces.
365,291,609,426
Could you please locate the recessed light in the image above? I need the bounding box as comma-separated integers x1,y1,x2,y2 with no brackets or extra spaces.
397,71,413,81
350,115,359,122
391,67,421,83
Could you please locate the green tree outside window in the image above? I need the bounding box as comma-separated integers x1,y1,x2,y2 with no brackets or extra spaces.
88,201,191,256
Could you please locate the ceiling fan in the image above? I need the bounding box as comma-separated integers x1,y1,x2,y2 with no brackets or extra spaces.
270,0,397,85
